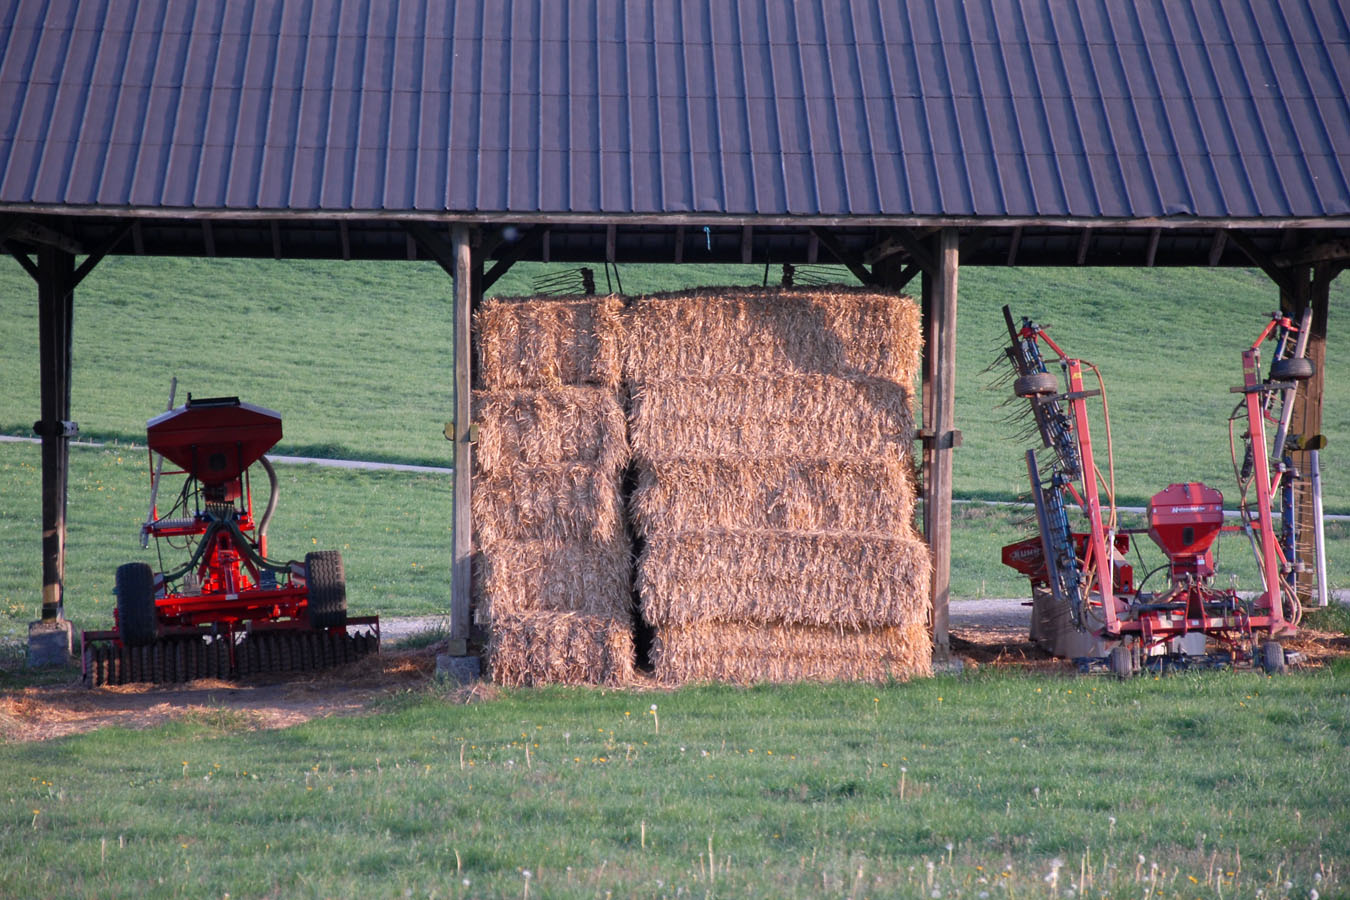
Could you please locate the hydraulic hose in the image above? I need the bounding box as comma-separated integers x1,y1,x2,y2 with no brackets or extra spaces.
258,455,279,542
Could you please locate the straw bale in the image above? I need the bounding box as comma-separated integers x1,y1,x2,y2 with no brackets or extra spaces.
473,463,625,546
637,530,931,629
651,621,931,684
624,288,922,383
477,296,624,389
474,536,632,621
630,458,917,536
474,387,628,475
488,610,636,686
629,374,914,464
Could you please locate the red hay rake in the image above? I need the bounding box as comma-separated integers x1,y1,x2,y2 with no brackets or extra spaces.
999,307,1317,676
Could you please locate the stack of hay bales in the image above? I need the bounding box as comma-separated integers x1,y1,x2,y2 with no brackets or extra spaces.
473,297,635,686
626,287,933,683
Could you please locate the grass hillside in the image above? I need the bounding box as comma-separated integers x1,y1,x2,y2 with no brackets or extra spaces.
1,255,1347,633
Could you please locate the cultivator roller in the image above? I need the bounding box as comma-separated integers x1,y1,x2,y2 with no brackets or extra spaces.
82,623,381,686
82,395,379,686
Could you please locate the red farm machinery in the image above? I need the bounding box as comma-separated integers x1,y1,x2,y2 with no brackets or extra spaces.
82,396,379,685
999,307,1323,676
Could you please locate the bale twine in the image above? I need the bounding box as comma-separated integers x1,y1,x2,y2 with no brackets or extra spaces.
476,296,624,389
624,288,922,383
628,374,915,465
651,621,932,684
473,463,625,547
630,457,917,535
473,536,633,623
487,610,635,687
637,530,931,629
474,387,628,475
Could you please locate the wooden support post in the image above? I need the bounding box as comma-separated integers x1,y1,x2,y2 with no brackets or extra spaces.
450,225,477,651
922,229,959,663
1286,263,1334,603
36,246,75,623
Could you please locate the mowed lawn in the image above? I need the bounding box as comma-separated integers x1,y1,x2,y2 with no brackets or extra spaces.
2,668,1347,898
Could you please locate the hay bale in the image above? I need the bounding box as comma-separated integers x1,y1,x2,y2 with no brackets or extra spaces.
473,536,632,621
651,621,931,684
473,463,625,546
474,387,628,475
624,288,922,383
488,610,635,686
629,374,914,464
477,296,624,389
630,458,917,535
637,529,931,629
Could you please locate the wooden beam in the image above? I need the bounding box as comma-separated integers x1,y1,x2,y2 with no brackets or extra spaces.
481,225,545,292
3,219,82,255
1144,228,1161,267
70,223,134,290
7,247,39,280
1226,229,1292,293
1273,237,1350,267
1207,229,1228,267
404,221,458,280
36,246,76,622
923,228,959,662
1076,228,1092,265
673,226,684,263
868,227,938,275
741,225,753,264
338,221,351,260
1005,226,1022,266
808,226,874,285
450,224,478,649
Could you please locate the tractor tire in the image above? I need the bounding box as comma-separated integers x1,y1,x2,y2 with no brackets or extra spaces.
1270,357,1315,382
1109,645,1133,679
306,551,348,630
1014,372,1059,398
115,562,158,646
1261,640,1287,675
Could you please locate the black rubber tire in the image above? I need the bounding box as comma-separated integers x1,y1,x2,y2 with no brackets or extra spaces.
115,562,158,646
1261,640,1287,675
305,551,348,630
1109,645,1133,679
1014,372,1059,397
1270,357,1315,382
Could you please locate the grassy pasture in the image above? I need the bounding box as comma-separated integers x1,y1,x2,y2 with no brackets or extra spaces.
2,667,1346,898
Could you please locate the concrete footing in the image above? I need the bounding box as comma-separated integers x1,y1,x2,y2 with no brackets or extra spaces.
435,654,481,684
27,618,74,667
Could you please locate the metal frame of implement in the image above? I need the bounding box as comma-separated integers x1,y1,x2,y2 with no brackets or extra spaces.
1000,307,1314,674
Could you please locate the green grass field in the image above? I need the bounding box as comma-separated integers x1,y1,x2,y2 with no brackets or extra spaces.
2,667,1346,898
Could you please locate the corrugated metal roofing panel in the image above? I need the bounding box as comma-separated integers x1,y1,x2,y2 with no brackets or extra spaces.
1,0,1348,219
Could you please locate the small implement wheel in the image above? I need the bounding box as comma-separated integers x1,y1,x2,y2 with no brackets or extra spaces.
1014,372,1059,398
1109,645,1133,679
306,551,348,630
1270,357,1315,382
1261,640,1287,675
115,562,158,646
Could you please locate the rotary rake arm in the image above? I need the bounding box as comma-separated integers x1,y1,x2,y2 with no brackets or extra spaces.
999,307,1314,675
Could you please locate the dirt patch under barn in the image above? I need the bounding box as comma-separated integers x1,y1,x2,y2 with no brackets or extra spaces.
2,609,1345,742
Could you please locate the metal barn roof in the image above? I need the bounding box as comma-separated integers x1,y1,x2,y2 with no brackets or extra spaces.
2,0,1348,222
